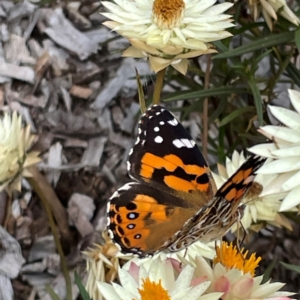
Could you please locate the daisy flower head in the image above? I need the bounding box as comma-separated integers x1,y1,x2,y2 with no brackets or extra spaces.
212,151,290,231
0,111,40,194
193,241,294,300
97,254,223,300
248,0,299,30
101,0,234,74
249,89,300,212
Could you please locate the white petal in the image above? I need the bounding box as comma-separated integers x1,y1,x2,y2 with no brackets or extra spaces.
202,3,233,15
173,264,194,292
272,145,300,157
282,170,300,191
118,268,138,295
198,292,224,300
251,281,285,297
288,89,300,114
259,125,300,143
97,282,121,300
269,105,300,130
111,281,138,300
248,143,277,158
183,281,211,299
280,185,300,211
257,157,300,174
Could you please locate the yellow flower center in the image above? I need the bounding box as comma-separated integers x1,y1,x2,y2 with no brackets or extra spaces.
138,278,171,300
213,242,261,276
152,0,185,29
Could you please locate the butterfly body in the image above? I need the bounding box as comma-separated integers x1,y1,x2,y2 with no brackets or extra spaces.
107,105,266,257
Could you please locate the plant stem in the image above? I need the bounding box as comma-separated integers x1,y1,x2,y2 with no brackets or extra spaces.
203,55,212,161
153,68,166,105
27,166,72,300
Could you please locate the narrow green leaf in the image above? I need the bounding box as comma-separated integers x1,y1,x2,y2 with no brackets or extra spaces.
295,28,300,51
219,106,255,127
253,49,273,66
163,87,248,102
287,62,300,87
262,259,277,283
248,77,263,126
45,285,62,300
74,271,92,300
280,261,300,274
213,31,295,59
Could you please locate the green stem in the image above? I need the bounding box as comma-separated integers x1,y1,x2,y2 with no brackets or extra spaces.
153,68,166,105
27,166,72,300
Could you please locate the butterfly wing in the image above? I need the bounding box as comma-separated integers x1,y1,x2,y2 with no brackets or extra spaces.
108,182,197,257
166,155,267,251
128,105,216,208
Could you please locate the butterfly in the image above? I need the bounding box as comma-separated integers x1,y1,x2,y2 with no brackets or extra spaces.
107,105,266,257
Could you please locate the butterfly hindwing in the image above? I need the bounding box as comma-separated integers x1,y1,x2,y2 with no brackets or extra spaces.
108,182,197,257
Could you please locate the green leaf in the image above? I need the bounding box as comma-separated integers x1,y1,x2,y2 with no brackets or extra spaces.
262,259,277,283
45,285,62,300
219,106,255,127
163,87,248,102
213,31,295,59
74,271,92,300
248,76,264,126
295,28,300,51
280,261,300,274
287,62,300,88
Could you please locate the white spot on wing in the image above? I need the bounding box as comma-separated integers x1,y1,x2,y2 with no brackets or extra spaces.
156,112,161,115
119,182,135,191
173,138,195,148
127,160,131,171
168,118,178,126
138,128,142,134
154,127,159,132
135,136,140,145
159,121,165,125
154,136,163,143
128,148,133,155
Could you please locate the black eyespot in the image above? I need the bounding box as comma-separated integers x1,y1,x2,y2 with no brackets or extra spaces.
126,202,137,210
134,234,141,239
127,224,135,229
127,212,139,220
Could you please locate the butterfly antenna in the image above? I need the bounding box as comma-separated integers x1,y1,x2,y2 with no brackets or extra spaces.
236,218,247,261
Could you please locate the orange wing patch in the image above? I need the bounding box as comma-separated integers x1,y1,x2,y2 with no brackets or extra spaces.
140,152,210,193
219,167,255,202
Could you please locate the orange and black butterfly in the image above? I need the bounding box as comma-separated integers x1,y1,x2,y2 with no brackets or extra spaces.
107,105,266,257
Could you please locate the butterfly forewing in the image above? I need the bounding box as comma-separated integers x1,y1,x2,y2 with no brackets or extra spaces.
128,105,216,206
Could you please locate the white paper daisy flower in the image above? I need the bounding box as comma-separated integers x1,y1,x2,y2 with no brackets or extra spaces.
249,89,300,212
0,112,40,194
101,0,234,74
97,255,222,300
193,242,294,300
